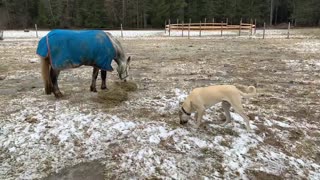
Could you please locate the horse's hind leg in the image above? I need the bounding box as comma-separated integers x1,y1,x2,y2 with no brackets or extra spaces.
90,67,99,92
50,68,63,98
101,70,107,90
41,57,52,94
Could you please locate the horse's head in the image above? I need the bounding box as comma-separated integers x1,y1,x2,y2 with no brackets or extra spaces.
117,56,131,80
107,32,131,81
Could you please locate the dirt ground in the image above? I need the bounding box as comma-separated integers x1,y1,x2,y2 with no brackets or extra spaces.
0,30,320,179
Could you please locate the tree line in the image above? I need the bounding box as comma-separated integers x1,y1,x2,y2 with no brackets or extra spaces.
0,0,319,29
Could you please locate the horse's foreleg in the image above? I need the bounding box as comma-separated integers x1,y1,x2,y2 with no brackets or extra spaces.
90,67,99,92
50,68,63,98
101,70,107,90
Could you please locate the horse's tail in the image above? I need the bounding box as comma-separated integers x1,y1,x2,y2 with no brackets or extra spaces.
239,86,256,98
40,56,52,94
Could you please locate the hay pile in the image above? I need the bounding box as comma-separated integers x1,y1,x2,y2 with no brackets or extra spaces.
114,81,138,92
94,81,138,108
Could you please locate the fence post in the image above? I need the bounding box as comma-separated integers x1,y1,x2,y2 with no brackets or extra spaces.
169,19,171,37
250,19,253,36
221,21,223,36
254,19,257,34
239,19,242,36
287,22,290,39
121,24,123,38
199,20,202,37
182,21,184,37
0,30,3,40
165,20,167,34
188,18,191,39
263,22,266,39
213,18,215,32
35,24,38,38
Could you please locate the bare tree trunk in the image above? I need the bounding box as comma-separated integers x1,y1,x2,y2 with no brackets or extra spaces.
4,0,10,28
66,0,70,27
136,0,139,28
275,5,278,25
143,9,147,28
122,0,125,26
48,0,56,26
270,0,273,26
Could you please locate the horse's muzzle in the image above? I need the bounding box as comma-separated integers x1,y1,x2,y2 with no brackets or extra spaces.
119,74,128,80
118,69,128,80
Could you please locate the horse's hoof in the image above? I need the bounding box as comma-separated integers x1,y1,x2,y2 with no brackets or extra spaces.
45,90,52,95
54,92,63,98
90,87,97,92
45,86,53,95
101,86,107,90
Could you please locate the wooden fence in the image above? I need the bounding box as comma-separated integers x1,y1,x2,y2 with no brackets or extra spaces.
166,22,255,31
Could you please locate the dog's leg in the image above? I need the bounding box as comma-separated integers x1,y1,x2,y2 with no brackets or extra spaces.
228,96,252,131
222,101,232,126
231,103,252,132
196,107,205,128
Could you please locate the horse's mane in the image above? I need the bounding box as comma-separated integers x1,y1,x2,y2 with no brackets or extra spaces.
106,32,125,64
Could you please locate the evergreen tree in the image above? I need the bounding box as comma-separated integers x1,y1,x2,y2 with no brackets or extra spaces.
0,0,319,29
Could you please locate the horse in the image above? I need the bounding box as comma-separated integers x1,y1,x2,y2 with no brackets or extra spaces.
36,30,131,98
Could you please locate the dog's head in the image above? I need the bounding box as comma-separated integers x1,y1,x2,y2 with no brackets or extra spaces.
179,107,190,125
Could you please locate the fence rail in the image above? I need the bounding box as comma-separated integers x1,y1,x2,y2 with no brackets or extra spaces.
166,22,255,31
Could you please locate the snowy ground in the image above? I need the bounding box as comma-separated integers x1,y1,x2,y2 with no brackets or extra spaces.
1,28,312,39
0,29,320,179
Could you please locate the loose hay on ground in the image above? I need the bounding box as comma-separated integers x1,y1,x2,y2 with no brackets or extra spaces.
93,81,138,108
114,81,138,92
95,87,128,108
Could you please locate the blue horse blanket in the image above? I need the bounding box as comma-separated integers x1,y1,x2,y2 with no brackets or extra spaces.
36,30,116,71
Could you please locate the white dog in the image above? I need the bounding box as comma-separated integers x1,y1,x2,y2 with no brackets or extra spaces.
179,85,256,131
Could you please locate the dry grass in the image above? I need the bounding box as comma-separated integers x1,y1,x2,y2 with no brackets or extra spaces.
94,86,128,108
93,81,138,108
246,170,283,180
295,28,320,38
0,65,8,74
114,81,138,92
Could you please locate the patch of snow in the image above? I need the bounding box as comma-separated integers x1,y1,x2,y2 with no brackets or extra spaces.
272,120,292,128
231,112,258,130
290,42,320,53
223,132,260,179
1,29,306,40
264,119,273,126
29,58,39,63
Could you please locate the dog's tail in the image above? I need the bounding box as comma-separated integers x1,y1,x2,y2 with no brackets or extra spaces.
40,56,52,94
239,86,256,98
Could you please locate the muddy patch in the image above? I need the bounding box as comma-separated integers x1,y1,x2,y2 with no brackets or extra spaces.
43,161,104,180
